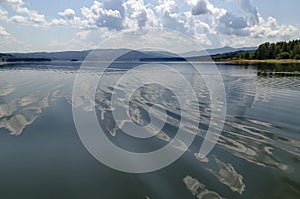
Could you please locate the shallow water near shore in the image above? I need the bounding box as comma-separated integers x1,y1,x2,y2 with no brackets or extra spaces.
0,61,299,199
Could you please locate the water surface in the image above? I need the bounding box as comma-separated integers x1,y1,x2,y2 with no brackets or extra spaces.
0,61,299,199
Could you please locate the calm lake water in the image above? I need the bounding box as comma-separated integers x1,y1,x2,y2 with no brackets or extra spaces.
0,61,299,199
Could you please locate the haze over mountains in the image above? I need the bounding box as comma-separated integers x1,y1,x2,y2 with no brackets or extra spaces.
1,46,257,62
181,46,257,57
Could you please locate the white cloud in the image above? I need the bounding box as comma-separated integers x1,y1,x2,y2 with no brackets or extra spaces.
0,25,9,36
0,8,9,21
76,30,91,40
188,0,225,16
155,0,177,16
123,0,158,29
50,1,123,29
154,0,194,36
217,12,250,36
49,18,67,26
238,0,259,25
51,0,158,31
250,16,298,40
194,32,212,45
135,9,148,28
11,15,27,23
219,16,299,47
58,8,76,20
27,10,46,24
191,0,210,15
80,0,125,30
220,12,248,29
0,0,299,51
2,0,47,26
5,0,23,4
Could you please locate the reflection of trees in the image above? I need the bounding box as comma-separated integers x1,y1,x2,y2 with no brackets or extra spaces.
257,63,300,77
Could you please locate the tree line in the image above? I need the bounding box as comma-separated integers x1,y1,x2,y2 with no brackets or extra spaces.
238,40,300,60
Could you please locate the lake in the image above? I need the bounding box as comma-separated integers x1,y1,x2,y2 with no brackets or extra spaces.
0,61,299,199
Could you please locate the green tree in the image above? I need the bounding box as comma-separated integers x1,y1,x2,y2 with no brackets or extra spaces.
294,54,300,60
276,52,290,59
253,39,300,60
244,51,250,59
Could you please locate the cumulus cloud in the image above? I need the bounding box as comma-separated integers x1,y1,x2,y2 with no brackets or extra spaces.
250,16,298,40
49,18,67,26
217,12,250,36
50,0,157,30
214,0,259,37
0,0,299,51
217,10,298,40
0,8,9,21
191,0,210,15
11,15,27,23
0,25,9,36
136,9,148,28
219,12,248,29
104,0,125,16
155,0,177,16
238,0,259,25
194,32,212,45
189,0,224,16
80,0,124,30
123,0,158,29
3,0,47,26
219,15,299,48
27,10,46,24
154,0,195,36
58,8,75,20
4,0,24,5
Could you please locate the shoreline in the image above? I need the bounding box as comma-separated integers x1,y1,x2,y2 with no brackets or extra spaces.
218,59,300,64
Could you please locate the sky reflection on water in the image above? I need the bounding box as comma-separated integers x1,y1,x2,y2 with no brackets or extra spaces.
0,62,299,198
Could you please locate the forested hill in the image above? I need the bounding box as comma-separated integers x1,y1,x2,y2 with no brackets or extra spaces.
255,40,300,59
238,40,300,60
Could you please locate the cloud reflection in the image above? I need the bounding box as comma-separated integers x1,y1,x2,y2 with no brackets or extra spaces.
183,175,224,199
208,158,245,194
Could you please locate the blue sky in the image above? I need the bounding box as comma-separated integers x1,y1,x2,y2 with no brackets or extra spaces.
0,0,299,52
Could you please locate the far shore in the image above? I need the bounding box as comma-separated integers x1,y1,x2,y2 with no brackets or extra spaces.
218,59,300,64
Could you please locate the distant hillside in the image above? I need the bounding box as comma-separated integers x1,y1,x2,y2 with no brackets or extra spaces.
0,53,51,62
0,53,13,61
6,58,51,62
8,49,179,61
11,50,91,61
181,46,257,57
1,45,257,62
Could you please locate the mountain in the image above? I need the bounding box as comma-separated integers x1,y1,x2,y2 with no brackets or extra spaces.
181,46,257,57
10,50,91,61
2,46,257,62
9,49,178,61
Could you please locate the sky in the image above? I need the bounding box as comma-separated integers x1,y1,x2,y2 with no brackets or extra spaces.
0,0,299,52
